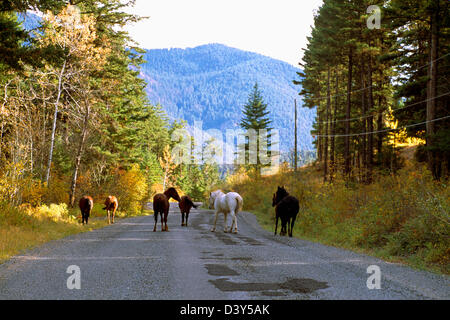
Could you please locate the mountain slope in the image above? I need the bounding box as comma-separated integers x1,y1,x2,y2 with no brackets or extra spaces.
140,44,315,154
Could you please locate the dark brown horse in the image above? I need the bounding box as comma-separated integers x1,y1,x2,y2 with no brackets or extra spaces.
272,186,299,237
179,195,198,227
79,195,93,225
103,195,118,224
153,187,181,232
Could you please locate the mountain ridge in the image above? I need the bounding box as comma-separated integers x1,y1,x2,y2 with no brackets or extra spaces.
140,43,315,154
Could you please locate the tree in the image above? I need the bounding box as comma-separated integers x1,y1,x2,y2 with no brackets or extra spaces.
239,82,273,177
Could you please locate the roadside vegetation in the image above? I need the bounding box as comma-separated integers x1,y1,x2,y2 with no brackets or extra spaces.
0,2,220,263
225,156,449,275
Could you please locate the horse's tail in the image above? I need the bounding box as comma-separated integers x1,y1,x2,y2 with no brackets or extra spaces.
235,195,243,213
187,197,197,209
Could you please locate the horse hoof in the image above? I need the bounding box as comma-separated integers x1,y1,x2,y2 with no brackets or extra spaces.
210,229,215,232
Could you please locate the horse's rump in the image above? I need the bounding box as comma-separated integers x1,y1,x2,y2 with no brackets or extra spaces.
179,195,197,212
153,193,169,213
234,194,243,213
79,196,93,214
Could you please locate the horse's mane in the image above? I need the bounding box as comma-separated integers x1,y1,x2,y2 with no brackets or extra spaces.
277,186,289,197
211,190,225,198
164,187,181,201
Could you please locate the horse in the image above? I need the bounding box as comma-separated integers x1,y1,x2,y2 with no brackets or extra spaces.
272,186,299,237
209,190,243,233
79,196,93,225
179,195,198,227
103,195,118,224
153,187,181,232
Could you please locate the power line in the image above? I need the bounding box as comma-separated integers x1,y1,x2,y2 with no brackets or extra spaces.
314,91,450,125
300,52,450,102
316,91,450,124
314,115,450,138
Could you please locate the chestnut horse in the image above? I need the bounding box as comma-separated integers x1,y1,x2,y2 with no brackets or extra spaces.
153,187,181,232
103,196,118,224
79,196,93,225
272,186,299,237
179,195,198,227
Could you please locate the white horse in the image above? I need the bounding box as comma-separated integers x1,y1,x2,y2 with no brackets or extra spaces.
209,190,243,233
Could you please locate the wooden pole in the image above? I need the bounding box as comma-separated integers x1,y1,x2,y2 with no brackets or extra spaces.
294,99,298,171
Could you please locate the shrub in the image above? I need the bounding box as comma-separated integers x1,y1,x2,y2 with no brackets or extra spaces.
108,164,149,215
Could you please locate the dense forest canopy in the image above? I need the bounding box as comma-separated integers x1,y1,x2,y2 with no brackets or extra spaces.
0,0,221,210
296,0,450,182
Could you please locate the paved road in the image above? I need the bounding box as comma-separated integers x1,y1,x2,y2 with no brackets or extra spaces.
0,204,448,300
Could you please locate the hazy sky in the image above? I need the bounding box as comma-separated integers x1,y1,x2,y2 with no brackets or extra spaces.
124,0,323,67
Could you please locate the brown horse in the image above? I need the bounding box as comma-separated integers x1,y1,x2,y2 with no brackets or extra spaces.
153,187,181,232
103,196,118,224
79,196,93,225
179,195,198,227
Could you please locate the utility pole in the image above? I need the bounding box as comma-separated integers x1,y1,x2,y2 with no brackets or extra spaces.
294,99,298,171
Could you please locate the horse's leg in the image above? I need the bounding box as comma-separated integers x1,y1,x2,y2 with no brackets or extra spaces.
223,212,228,233
289,216,296,237
161,211,164,231
107,210,110,224
112,207,115,224
211,210,219,232
281,220,287,236
274,215,278,235
232,211,238,233
164,210,169,231
186,211,189,227
153,212,158,232
181,212,185,226
229,212,234,232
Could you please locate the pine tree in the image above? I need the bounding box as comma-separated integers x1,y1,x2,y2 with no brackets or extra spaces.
239,82,272,177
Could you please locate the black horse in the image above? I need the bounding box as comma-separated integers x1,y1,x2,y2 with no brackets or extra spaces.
272,186,299,237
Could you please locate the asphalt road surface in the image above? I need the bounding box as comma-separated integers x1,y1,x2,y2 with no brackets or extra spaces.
0,204,448,300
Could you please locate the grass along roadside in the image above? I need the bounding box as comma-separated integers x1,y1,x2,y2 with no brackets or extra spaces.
250,207,448,275
227,163,449,275
0,202,151,264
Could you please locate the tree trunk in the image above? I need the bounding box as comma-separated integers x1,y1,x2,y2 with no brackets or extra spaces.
376,96,383,163
69,105,90,208
361,59,367,183
324,67,331,182
426,5,440,180
345,49,353,177
367,59,374,183
45,60,66,185
317,111,323,163
330,70,338,182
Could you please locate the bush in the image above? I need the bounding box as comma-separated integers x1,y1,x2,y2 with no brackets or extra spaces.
108,164,149,215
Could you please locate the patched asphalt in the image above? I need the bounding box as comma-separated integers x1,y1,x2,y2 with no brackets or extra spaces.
0,204,448,300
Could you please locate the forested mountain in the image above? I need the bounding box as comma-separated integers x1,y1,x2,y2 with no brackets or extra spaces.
140,44,315,153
